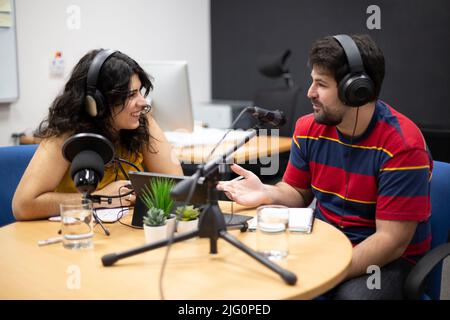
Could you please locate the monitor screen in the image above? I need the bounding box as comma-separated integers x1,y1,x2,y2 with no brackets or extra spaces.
139,61,194,132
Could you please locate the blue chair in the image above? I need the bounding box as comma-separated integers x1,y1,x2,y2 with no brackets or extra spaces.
0,144,38,227
404,160,450,300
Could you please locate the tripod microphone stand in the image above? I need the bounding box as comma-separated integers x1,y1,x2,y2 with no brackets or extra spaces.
101,127,297,285
62,133,136,237
83,186,135,237
84,193,111,236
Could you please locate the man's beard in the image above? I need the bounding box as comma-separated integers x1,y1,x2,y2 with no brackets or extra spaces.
312,100,343,126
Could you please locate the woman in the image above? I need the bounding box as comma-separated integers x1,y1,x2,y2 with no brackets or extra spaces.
13,49,183,220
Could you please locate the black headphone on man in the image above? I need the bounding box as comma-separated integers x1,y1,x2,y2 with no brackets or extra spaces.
332,34,375,107
332,35,376,218
85,49,118,117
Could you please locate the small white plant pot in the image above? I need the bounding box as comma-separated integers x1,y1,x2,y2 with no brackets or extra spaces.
144,224,168,244
177,219,199,235
166,214,177,236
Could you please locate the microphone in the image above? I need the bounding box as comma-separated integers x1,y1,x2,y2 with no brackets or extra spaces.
246,106,287,127
170,170,202,202
62,133,115,194
62,133,118,237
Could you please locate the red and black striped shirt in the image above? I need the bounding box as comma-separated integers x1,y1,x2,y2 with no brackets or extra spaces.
283,100,432,260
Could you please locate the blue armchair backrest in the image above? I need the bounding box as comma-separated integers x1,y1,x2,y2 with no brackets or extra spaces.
0,145,38,227
427,160,450,299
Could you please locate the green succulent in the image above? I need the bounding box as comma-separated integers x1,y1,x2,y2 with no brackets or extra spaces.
143,207,167,227
140,177,175,217
175,205,200,221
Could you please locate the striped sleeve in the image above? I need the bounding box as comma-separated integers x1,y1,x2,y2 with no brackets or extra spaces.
283,120,311,189
376,148,432,221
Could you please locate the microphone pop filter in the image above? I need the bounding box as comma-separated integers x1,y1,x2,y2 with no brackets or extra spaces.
62,133,114,164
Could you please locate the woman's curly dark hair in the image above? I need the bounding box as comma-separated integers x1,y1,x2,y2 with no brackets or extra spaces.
37,49,156,156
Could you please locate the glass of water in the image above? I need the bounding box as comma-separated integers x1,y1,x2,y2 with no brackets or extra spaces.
60,199,94,249
256,205,289,260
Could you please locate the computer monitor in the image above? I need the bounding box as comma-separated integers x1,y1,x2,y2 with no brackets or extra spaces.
139,61,194,132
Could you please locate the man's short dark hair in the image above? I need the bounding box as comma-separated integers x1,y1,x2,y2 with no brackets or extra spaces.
308,34,385,100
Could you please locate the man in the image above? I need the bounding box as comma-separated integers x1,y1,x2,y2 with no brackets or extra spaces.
218,34,432,299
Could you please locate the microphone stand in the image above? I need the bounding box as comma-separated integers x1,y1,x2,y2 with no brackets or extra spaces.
101,125,297,286
84,193,111,236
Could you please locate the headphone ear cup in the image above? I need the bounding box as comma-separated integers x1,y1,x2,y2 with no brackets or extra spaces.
85,90,107,117
85,94,98,117
339,74,375,107
338,73,352,105
348,76,375,107
93,90,107,117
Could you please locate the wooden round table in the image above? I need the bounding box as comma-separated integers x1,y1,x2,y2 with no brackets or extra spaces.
0,202,352,299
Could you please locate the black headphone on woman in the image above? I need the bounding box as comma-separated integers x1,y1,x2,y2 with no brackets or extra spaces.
332,34,375,107
85,49,118,117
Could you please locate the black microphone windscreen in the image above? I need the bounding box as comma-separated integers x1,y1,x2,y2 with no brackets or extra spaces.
249,107,287,127
70,150,105,180
277,112,287,126
62,133,114,164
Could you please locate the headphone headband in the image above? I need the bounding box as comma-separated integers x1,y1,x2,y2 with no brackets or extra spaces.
332,34,364,74
86,49,117,95
85,49,117,117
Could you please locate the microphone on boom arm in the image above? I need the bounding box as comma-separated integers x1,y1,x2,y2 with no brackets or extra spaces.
246,106,287,127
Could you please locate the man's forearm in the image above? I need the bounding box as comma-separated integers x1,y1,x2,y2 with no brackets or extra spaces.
262,182,307,208
345,232,408,280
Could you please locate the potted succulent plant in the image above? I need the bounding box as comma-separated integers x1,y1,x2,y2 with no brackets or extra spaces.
175,205,200,234
140,177,176,236
142,207,167,244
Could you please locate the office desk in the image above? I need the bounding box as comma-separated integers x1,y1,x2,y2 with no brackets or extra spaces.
0,202,352,300
18,135,292,165
173,136,292,164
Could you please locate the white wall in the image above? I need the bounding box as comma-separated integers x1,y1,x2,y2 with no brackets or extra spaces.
0,0,210,145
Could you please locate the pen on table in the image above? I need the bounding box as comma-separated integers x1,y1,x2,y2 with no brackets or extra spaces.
37,236,63,246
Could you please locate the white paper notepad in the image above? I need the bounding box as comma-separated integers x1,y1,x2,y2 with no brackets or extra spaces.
288,208,314,233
